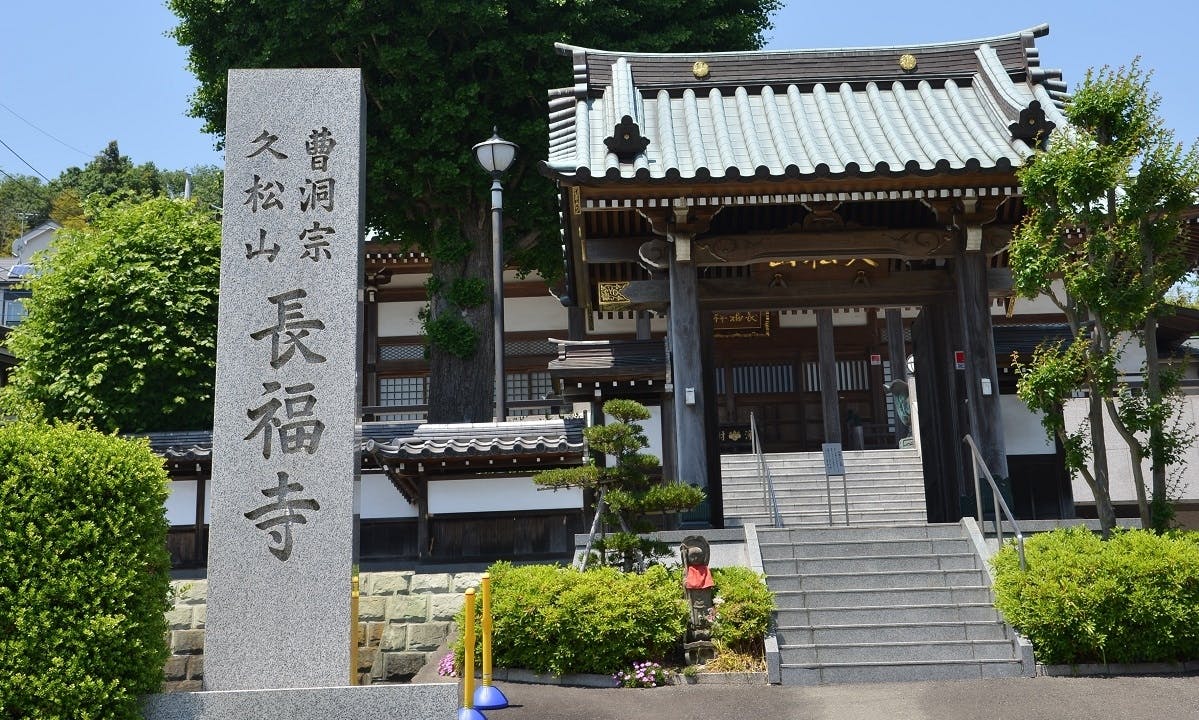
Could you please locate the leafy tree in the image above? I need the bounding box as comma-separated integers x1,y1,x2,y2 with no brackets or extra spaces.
1011,62,1199,534
168,0,780,422
534,398,704,570
1,197,220,433
0,174,51,253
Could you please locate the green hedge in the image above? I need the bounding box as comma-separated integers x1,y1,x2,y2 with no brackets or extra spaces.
992,526,1199,665
457,561,775,676
0,422,171,719
711,566,775,652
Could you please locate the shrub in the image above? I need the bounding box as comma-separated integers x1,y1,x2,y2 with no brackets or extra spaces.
710,566,775,654
457,562,687,676
992,526,1199,665
0,421,171,720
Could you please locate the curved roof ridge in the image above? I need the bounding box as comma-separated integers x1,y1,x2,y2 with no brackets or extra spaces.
553,24,1048,58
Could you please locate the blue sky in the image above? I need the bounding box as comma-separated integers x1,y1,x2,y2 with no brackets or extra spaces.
2,1,1196,181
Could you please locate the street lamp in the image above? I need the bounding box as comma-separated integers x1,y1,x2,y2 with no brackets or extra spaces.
473,128,518,422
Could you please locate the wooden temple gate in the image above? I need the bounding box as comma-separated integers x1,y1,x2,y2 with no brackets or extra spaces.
541,26,1070,524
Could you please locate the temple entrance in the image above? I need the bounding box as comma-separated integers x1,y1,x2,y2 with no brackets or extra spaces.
711,308,909,453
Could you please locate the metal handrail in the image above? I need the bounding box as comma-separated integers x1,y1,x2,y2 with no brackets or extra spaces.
749,413,783,528
963,435,1026,571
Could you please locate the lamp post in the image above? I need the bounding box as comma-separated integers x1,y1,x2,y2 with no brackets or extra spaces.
473,128,518,422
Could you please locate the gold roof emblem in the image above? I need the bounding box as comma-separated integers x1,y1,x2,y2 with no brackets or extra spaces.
692,60,710,79
898,54,918,72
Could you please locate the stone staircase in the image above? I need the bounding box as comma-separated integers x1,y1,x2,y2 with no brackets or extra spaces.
722,449,927,527
757,523,1033,684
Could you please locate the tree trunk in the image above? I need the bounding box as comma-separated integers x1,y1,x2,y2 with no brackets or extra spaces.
1144,309,1169,530
1104,397,1151,528
1088,385,1117,538
426,221,496,424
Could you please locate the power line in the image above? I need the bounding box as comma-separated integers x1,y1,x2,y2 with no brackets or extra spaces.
0,137,50,182
0,101,90,158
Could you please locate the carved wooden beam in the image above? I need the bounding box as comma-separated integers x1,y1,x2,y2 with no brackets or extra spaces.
605,269,954,311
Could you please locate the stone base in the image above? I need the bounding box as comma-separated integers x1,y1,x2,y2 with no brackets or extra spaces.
142,682,458,720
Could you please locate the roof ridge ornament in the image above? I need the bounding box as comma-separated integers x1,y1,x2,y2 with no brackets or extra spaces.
1010,100,1055,150
605,115,650,162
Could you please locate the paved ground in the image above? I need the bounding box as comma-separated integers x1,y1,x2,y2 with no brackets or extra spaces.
474,675,1199,720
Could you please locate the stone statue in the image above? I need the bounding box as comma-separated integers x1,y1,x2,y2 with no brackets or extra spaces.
680,535,716,664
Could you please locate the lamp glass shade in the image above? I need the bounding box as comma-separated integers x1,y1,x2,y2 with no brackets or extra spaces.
473,133,518,174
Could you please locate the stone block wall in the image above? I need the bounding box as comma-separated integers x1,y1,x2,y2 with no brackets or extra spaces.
163,571,479,692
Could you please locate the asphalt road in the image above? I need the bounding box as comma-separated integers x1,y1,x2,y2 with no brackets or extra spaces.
479,675,1199,720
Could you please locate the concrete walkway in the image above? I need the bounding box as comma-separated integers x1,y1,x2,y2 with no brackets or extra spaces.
484,675,1199,720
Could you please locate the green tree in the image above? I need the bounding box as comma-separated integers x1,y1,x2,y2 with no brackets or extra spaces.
0,174,51,253
2,197,220,433
534,399,704,570
1011,62,1199,534
168,0,779,422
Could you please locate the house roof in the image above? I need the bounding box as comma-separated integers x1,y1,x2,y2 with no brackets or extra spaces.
543,25,1067,185
143,417,587,469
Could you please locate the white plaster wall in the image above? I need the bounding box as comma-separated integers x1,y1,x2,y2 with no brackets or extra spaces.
1001,394,1055,455
589,315,638,334
999,280,1067,316
505,295,569,332
1064,393,1199,505
356,473,418,519
428,476,583,514
166,479,198,525
778,309,869,328
378,300,424,336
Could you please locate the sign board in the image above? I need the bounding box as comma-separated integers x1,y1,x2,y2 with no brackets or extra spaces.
954,350,966,370
822,442,845,476
869,353,882,366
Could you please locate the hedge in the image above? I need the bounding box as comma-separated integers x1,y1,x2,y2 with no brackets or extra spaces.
457,561,774,676
991,526,1199,665
0,422,171,719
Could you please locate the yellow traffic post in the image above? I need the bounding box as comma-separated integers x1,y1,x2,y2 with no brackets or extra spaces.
459,588,485,720
350,571,360,685
473,572,509,709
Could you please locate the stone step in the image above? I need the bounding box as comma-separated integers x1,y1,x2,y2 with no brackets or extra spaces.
772,585,994,608
768,568,986,591
776,620,1011,645
759,538,971,558
763,552,981,574
779,658,1026,685
760,524,962,541
775,602,1004,626
722,468,925,481
724,484,925,499
779,638,1018,664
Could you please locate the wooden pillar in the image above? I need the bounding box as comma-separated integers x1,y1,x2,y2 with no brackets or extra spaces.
668,233,710,491
568,306,586,341
416,479,429,561
635,310,651,340
885,308,909,442
700,308,723,528
362,292,379,418
955,248,1009,480
817,309,842,444
912,302,967,521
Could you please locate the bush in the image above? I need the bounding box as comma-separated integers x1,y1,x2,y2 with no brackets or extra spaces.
0,421,171,719
711,567,774,654
992,526,1199,665
457,562,687,676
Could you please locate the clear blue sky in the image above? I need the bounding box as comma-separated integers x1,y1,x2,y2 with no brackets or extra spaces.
2,1,1196,182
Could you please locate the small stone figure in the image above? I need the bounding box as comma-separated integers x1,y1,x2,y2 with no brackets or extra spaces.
680,535,716,665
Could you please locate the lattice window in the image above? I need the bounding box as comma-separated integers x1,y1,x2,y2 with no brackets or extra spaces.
506,339,557,357
506,370,554,402
379,343,424,361
379,376,427,406
731,364,795,394
802,360,871,392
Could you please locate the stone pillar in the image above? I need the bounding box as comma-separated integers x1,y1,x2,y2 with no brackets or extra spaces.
206,68,363,690
817,309,842,444
668,233,709,492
